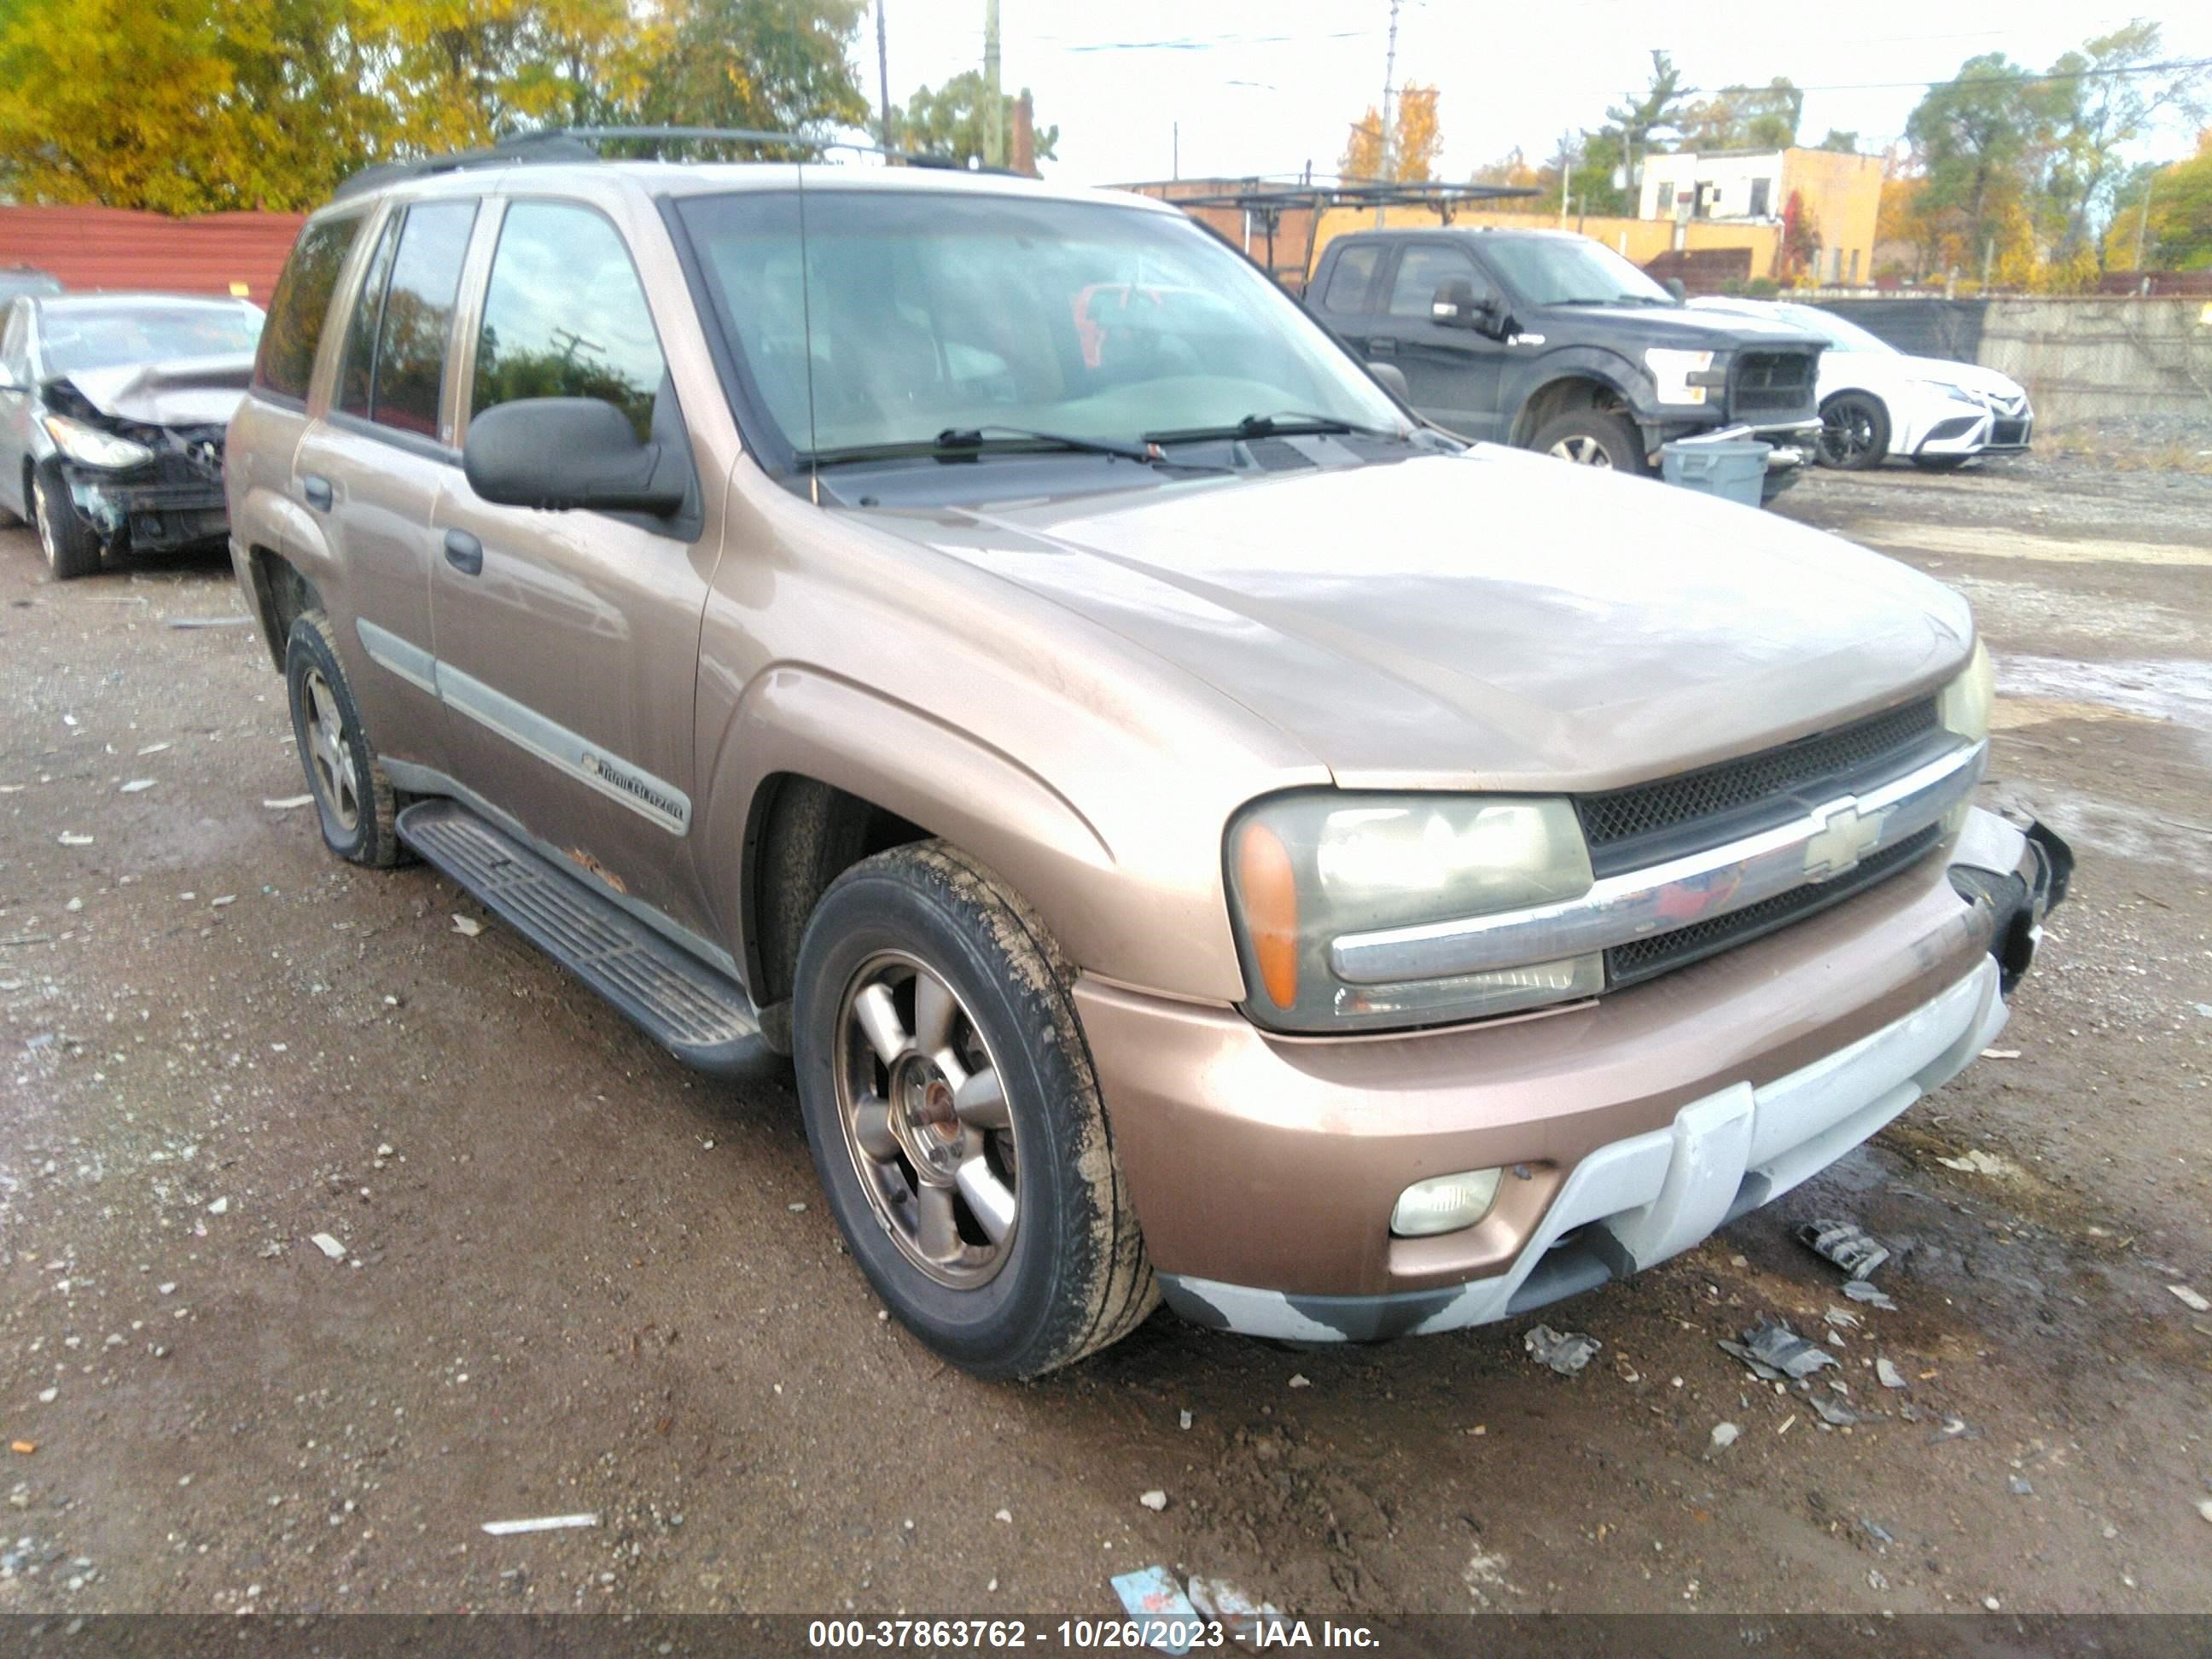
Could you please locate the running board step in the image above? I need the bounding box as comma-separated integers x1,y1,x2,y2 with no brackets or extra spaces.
396,799,777,1079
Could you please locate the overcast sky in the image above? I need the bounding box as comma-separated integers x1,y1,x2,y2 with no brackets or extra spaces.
874,1,2212,184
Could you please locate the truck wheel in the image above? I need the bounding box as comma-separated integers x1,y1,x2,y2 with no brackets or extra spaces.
1528,410,1647,473
1818,393,1890,469
283,611,405,868
32,460,102,579
793,842,1156,1378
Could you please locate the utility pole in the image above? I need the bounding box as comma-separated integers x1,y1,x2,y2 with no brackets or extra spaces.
876,1,894,153
2133,172,2154,271
1373,0,1400,224
983,0,1004,170
1172,121,1179,180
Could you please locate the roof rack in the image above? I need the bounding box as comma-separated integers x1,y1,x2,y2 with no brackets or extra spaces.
1146,178,1540,290
330,125,962,201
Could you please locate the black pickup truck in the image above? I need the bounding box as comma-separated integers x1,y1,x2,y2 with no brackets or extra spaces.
1307,226,1825,496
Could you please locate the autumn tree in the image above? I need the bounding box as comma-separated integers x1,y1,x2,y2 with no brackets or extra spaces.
1338,83,1441,183
2105,131,2212,270
0,0,393,211
892,72,1056,166
2040,20,2210,264
643,0,870,139
1901,53,2058,280
1679,79,1802,151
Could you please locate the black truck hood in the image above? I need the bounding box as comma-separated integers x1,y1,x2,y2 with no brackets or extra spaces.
1516,302,1822,352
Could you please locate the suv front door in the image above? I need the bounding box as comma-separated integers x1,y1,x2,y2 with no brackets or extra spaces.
428,197,719,939
1366,242,1508,440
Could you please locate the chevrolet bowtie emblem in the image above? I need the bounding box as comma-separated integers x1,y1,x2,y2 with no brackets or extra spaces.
1804,800,1883,879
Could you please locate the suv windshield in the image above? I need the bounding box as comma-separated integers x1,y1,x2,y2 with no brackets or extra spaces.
1480,237,1676,308
676,189,1405,463
42,304,263,375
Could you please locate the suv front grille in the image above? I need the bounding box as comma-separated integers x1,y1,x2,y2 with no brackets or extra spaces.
1577,696,1946,876
1730,350,1819,416
1604,823,1944,987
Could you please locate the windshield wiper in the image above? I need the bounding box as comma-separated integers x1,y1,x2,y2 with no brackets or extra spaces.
801,425,1229,471
1145,410,1406,444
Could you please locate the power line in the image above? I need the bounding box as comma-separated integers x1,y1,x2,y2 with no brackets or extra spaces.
1769,55,2212,96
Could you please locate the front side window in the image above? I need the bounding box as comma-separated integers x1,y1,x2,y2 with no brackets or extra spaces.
677,189,1404,463
256,214,363,402
1387,246,1481,317
340,200,477,438
472,201,665,441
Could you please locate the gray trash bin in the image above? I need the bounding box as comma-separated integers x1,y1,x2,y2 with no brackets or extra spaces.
1661,436,1772,508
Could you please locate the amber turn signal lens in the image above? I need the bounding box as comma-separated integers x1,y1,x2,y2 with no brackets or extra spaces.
1235,819,1300,1008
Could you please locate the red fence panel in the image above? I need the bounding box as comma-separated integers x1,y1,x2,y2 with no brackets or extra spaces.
0,205,308,306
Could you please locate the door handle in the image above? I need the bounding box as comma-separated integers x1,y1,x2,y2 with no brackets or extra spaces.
443,527,483,576
300,474,333,512
1366,336,1397,356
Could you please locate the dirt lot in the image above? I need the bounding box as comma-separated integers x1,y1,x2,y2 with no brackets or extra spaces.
3,449,2210,1622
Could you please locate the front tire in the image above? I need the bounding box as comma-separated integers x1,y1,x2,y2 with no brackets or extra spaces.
1528,409,1648,474
284,611,405,867
1817,393,1890,470
793,842,1155,1378
32,459,102,579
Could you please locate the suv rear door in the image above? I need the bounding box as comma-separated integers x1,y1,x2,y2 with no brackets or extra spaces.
288,195,481,783
427,196,719,937
1364,242,1508,439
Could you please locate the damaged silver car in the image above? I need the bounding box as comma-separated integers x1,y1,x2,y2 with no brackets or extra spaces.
0,293,264,579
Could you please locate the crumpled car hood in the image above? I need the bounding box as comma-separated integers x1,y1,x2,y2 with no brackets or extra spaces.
863,445,1975,793
55,352,253,427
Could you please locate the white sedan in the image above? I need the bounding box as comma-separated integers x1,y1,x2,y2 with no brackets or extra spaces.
1692,297,2032,473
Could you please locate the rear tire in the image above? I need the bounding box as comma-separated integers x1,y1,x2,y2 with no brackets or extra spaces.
1817,393,1890,470
284,611,405,868
1528,409,1648,474
793,842,1156,1378
32,459,101,579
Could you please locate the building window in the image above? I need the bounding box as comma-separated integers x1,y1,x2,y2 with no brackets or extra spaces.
1656,182,1675,212
1749,178,1772,218
1848,249,1860,284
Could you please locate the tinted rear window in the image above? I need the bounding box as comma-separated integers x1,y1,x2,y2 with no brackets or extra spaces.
256,215,364,401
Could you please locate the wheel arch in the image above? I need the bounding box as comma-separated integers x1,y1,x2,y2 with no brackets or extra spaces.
1511,364,1643,448
715,668,1121,1046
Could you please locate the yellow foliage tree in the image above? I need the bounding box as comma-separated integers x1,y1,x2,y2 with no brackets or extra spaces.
0,0,395,212
1338,83,1441,183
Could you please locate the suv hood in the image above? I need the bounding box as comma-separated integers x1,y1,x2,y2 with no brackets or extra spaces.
864,445,1973,793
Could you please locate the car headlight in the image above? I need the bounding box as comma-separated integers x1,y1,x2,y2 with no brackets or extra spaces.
1226,793,1600,1032
1644,347,1721,406
1938,641,1994,743
42,414,153,470
1914,379,1990,410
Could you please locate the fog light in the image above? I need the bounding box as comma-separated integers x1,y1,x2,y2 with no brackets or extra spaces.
1391,1167,1503,1237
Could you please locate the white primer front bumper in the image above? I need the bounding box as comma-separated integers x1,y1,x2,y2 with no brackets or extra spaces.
1172,954,2005,1342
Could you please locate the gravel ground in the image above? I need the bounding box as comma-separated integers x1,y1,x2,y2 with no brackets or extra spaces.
3,458,2211,1621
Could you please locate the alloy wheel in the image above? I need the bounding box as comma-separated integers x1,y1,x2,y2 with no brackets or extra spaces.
1547,434,1614,468
1820,404,1876,467
833,951,1020,1289
302,667,362,831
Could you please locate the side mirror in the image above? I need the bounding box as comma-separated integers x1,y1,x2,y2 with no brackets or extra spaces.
1662,276,1689,303
1429,278,1479,327
1365,361,1412,402
463,397,689,517
1432,279,1505,335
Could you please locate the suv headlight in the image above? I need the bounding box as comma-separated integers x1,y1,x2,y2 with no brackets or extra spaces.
1644,347,1722,406
1938,641,1994,742
42,414,153,470
1226,793,1600,1032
